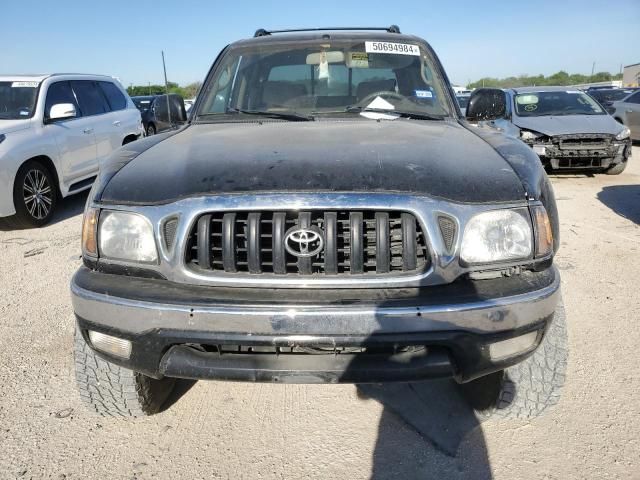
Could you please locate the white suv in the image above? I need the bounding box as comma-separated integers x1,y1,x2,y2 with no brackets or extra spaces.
0,74,144,228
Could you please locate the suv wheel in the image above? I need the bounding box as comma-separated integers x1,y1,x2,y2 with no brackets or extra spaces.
74,329,175,417
606,161,627,175
461,298,568,420
146,124,156,136
1,161,57,229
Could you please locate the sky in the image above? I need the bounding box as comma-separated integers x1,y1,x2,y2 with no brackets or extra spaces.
2,0,639,87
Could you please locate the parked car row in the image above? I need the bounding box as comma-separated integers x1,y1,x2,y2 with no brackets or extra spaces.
131,94,187,136
0,74,144,228
0,76,194,228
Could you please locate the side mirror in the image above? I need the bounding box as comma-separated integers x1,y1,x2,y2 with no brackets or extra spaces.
48,103,77,122
466,89,507,122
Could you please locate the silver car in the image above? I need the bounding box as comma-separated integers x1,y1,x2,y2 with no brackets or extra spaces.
612,90,640,141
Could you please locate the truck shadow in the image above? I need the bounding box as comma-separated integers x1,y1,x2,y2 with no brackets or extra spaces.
357,381,491,479
597,185,640,225
50,190,89,225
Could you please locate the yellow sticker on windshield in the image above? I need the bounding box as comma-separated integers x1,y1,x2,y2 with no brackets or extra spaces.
348,52,369,68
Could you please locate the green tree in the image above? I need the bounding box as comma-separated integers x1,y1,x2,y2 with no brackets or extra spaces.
467,70,622,89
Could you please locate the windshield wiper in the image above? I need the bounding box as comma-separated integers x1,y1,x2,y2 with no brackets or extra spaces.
344,106,444,121
199,108,313,122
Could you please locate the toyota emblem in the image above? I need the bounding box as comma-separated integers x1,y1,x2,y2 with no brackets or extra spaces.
284,226,324,257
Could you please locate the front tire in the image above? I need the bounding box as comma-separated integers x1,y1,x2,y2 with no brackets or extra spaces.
146,124,156,136
606,161,627,175
1,160,57,229
462,298,568,420
74,329,175,417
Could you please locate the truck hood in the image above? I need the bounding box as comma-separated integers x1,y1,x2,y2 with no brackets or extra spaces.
100,120,526,205
513,114,623,136
0,119,31,135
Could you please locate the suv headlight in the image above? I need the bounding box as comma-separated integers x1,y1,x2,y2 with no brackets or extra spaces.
460,209,532,264
98,210,158,263
520,130,540,141
615,126,630,141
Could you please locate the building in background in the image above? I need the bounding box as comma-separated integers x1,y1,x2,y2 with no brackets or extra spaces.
623,63,640,87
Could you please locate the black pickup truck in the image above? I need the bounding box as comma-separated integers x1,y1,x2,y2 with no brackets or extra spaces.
72,26,567,419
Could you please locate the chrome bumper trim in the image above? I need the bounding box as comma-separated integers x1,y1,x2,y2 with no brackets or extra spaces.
71,267,560,336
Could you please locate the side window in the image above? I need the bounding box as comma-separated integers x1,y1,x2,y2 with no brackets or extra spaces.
71,80,110,116
627,92,640,104
98,81,127,110
44,81,79,118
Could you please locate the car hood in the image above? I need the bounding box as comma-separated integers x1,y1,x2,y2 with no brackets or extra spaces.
0,119,31,135
513,114,622,136
100,120,526,205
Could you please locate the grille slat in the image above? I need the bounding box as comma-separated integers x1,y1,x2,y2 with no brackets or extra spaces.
297,212,312,275
247,213,262,274
222,213,237,272
197,214,212,269
186,210,429,277
350,212,364,274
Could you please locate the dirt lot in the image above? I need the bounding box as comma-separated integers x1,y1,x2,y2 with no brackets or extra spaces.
1,147,639,479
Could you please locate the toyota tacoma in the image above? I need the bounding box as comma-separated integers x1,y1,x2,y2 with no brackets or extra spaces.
72,26,567,419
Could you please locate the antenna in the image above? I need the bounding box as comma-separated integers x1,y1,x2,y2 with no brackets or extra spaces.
161,51,172,128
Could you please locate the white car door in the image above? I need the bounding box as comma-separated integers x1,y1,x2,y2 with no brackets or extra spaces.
70,80,115,166
97,80,138,150
43,81,98,185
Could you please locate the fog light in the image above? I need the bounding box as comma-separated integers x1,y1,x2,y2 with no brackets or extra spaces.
88,331,132,359
489,331,538,361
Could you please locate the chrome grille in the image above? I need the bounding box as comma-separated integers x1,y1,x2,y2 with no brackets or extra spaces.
185,210,429,276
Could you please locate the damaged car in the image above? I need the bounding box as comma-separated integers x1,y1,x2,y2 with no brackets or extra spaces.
466,87,632,174
71,26,567,419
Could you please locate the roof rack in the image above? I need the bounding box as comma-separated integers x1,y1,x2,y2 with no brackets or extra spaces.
253,25,401,38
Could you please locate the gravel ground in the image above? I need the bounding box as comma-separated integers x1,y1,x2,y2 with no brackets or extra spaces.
1,147,639,479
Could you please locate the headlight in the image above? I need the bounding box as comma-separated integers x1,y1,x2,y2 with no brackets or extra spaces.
615,126,630,140
520,130,540,141
531,205,553,258
99,210,158,263
460,209,532,264
81,208,99,257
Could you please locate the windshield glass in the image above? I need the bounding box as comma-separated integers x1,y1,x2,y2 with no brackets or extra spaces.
515,90,605,117
196,39,453,120
0,81,39,120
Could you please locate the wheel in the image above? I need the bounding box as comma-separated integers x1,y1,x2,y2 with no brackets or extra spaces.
461,298,568,420
74,328,175,417
0,160,57,229
606,161,627,175
146,124,156,136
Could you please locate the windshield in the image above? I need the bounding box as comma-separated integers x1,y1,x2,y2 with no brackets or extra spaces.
196,39,453,120
0,81,39,120
515,90,605,117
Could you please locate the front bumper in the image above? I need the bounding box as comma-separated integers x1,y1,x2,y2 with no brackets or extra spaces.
531,138,631,170
72,266,561,383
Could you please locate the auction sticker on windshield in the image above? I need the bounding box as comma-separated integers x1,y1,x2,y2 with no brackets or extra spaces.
12,81,39,88
365,41,420,56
